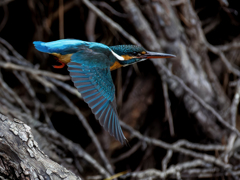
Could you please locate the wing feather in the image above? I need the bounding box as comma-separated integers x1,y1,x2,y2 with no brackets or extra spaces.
68,60,127,144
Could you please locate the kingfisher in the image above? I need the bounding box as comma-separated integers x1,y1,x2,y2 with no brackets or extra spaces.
33,39,175,144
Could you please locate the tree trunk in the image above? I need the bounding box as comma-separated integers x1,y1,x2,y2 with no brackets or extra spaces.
0,113,80,180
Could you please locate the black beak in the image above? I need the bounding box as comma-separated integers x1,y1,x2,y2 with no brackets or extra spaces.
141,51,176,59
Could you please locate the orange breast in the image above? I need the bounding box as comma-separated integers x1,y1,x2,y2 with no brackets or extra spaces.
110,61,122,71
51,53,72,64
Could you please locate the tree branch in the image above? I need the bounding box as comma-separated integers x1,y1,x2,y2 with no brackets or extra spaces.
0,113,81,180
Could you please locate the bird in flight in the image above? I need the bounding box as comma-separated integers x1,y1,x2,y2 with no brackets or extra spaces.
34,39,175,144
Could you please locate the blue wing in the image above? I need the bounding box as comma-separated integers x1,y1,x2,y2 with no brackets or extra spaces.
68,52,127,144
33,39,91,55
33,39,111,56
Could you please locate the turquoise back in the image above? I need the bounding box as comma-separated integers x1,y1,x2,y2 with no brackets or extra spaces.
110,45,146,56
33,39,117,68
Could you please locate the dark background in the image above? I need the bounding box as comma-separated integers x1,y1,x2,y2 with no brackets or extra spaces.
1,0,240,179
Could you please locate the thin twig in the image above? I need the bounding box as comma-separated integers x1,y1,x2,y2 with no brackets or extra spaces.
217,42,240,52
0,61,70,81
173,139,226,151
92,1,128,18
122,160,207,179
59,0,64,39
120,121,230,169
0,38,31,65
111,141,142,163
38,126,110,178
203,17,221,34
162,81,174,136
181,168,240,178
86,11,97,42
45,0,76,28
31,74,54,90
206,42,240,77
230,80,240,126
0,74,31,115
218,0,229,7
170,0,186,6
0,5,8,32
51,87,114,175
15,71,55,128
47,77,82,98
81,0,141,46
162,150,173,171
154,62,240,137
0,0,13,6
222,133,237,163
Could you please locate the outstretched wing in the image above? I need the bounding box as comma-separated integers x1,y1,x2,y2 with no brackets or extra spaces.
67,52,127,144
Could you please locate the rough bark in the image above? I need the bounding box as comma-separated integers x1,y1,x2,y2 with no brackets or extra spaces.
120,0,230,141
0,113,80,180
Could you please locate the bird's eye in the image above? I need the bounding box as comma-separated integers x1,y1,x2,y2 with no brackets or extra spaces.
132,52,141,56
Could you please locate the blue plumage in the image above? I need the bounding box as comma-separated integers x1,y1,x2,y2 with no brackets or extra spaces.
68,61,127,144
34,39,89,54
33,39,175,145
110,45,146,56
71,49,115,68
33,39,112,56
33,39,127,144
33,41,50,53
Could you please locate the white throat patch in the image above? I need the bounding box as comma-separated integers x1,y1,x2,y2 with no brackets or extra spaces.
110,50,124,61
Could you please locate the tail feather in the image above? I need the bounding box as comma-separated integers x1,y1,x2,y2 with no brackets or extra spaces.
33,41,50,53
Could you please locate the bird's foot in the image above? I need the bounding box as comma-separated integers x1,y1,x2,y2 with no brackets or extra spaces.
53,60,65,68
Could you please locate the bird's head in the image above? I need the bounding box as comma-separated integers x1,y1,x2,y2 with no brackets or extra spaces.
109,45,176,70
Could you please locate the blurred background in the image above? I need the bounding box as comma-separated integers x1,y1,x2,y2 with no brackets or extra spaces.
1,0,240,179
